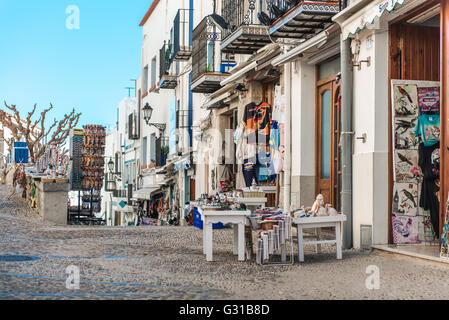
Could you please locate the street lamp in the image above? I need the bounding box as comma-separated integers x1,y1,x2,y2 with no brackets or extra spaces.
142,103,153,125
142,103,167,135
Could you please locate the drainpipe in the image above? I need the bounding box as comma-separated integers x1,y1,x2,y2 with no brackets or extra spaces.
283,62,292,211
340,38,353,249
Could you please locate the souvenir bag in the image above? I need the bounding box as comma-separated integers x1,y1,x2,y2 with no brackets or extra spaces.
220,165,234,192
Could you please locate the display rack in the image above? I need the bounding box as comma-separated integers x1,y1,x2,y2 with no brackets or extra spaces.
68,125,106,225
254,215,294,266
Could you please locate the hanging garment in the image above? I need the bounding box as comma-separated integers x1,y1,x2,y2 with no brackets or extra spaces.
269,121,283,174
255,102,272,146
414,114,440,147
243,102,258,145
243,159,258,187
272,85,285,123
418,142,440,236
234,123,246,164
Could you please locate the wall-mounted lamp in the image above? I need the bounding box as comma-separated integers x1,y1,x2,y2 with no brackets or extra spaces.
143,103,167,135
351,36,371,71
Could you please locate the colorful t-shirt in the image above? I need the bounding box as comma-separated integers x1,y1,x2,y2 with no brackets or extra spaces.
243,102,258,145
255,102,272,146
414,114,440,146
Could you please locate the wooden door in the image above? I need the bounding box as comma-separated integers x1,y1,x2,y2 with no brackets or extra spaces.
190,178,196,201
316,76,341,208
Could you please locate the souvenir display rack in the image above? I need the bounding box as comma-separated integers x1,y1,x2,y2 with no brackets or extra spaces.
391,80,441,245
68,125,106,225
252,209,294,266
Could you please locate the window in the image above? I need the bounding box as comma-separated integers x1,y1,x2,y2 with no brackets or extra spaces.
151,56,157,88
321,90,331,179
142,137,148,166
150,133,156,163
319,56,341,80
124,164,129,184
143,65,149,92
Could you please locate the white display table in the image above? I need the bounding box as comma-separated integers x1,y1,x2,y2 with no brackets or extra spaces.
198,208,251,262
293,215,347,262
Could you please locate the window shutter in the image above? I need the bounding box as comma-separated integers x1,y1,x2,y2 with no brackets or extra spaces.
156,137,162,167
128,114,133,139
150,134,156,163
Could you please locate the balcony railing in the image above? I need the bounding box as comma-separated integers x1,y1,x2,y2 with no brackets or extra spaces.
268,0,342,40
172,9,192,61
221,0,247,40
191,16,230,93
159,42,177,89
220,0,271,54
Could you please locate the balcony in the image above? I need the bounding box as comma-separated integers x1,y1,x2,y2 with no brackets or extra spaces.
171,9,193,61
220,0,272,54
191,16,230,94
159,42,178,90
268,0,341,40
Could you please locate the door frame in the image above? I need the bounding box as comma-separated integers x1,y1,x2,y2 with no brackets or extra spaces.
315,73,342,209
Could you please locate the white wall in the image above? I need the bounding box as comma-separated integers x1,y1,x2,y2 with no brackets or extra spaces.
290,60,317,208
351,24,390,248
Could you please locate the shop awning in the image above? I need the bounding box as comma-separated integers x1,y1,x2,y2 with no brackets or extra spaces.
132,186,161,200
333,0,406,40
174,156,191,173
271,24,340,66
220,43,281,86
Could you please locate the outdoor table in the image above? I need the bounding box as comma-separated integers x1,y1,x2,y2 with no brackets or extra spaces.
198,208,251,262
293,215,347,262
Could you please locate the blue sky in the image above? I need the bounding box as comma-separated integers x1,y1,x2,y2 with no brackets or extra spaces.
0,0,152,130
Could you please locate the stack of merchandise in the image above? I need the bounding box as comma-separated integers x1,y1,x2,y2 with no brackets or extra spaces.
81,125,105,191
254,210,292,266
197,193,247,211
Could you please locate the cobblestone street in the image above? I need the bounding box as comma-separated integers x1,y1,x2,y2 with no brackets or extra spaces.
2,184,449,300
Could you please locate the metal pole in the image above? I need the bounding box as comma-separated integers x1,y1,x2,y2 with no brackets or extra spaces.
340,38,353,249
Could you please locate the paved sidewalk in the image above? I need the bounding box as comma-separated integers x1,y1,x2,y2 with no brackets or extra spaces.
1,184,449,300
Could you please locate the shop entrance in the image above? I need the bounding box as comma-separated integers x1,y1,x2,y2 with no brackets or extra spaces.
316,59,342,210
388,5,441,247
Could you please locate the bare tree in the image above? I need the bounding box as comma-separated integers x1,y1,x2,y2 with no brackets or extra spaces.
0,102,81,161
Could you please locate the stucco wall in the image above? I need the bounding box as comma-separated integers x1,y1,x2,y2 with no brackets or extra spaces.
351,25,390,248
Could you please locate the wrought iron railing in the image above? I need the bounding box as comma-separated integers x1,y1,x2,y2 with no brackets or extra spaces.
267,0,293,21
159,42,173,79
222,0,274,40
172,9,192,61
191,16,223,82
